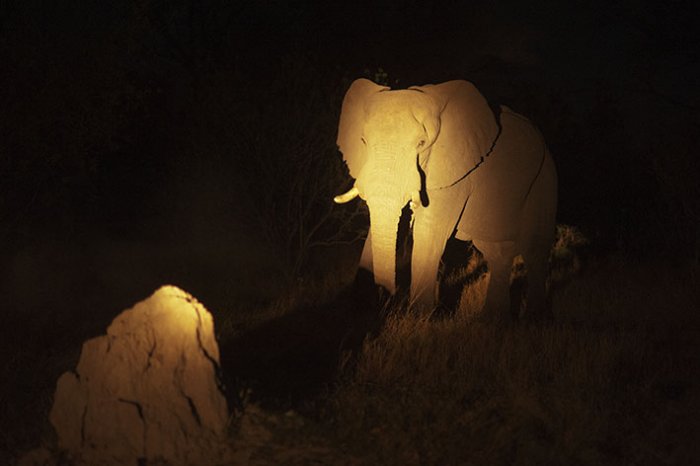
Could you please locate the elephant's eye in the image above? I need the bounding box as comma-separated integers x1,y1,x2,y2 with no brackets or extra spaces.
361,137,367,145
417,139,426,149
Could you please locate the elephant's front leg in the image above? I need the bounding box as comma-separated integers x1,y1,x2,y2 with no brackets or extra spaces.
472,239,516,323
410,197,463,310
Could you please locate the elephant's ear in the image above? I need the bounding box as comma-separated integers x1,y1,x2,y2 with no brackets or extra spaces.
411,80,499,190
337,79,389,179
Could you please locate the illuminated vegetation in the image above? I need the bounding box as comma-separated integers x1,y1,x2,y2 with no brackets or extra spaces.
207,255,698,465
328,260,698,465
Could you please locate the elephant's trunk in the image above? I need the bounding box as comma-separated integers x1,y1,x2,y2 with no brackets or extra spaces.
367,199,403,294
358,146,422,295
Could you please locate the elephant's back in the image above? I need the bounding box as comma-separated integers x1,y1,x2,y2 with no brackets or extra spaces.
459,108,549,242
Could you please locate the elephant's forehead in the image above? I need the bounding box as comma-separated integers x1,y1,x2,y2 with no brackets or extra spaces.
365,95,422,137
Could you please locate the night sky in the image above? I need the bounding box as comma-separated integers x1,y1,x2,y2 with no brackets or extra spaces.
1,1,698,313
0,0,697,325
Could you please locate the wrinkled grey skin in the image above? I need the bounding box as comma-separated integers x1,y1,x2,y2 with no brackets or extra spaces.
335,79,557,321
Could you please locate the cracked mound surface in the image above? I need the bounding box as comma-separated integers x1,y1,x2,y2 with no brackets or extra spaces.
49,285,230,466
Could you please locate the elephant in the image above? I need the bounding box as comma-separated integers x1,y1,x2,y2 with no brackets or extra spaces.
333,78,557,322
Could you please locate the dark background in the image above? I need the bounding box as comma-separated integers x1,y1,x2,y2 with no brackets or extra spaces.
1,0,699,385
1,0,699,460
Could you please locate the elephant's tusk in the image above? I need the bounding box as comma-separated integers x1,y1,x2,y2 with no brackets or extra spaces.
409,190,421,210
334,186,360,204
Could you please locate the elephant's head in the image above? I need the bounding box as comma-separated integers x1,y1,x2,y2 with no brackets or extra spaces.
335,79,499,296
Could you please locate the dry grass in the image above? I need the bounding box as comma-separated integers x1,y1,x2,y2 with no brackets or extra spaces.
327,259,699,465
4,254,698,465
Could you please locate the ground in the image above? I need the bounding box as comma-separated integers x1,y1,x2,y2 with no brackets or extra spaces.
3,237,699,465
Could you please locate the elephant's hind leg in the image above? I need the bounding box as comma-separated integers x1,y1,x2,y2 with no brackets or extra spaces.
522,243,553,321
472,239,516,323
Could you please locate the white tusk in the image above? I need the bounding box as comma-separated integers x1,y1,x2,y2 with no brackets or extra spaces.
334,186,360,204
409,190,421,210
